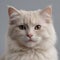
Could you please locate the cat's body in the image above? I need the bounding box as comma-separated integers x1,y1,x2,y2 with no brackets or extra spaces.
0,6,58,60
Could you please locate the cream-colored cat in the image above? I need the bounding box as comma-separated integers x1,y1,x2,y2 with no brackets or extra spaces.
1,6,58,60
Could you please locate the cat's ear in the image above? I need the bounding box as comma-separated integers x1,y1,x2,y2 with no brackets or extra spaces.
40,5,52,17
8,6,20,17
8,6,20,25
39,6,52,23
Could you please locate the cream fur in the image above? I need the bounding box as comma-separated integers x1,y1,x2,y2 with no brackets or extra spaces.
0,6,58,60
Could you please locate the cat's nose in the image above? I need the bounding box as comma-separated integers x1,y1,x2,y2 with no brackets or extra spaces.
27,34,33,38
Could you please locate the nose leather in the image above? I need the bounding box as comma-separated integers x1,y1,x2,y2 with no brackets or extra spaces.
27,34,33,38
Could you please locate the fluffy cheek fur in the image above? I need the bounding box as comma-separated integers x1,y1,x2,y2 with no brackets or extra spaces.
8,26,42,47
8,23,54,48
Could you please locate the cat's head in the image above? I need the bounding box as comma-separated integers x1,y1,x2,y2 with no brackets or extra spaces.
8,6,56,48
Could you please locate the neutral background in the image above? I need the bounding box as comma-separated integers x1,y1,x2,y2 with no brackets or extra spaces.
0,0,60,60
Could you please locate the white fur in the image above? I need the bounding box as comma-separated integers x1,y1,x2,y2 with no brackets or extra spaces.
0,6,58,60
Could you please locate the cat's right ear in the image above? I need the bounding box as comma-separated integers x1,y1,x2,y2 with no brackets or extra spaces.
8,6,20,18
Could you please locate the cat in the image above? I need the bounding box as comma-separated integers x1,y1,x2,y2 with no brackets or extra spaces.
0,5,58,60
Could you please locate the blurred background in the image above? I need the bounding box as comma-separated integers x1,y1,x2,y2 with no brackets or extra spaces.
0,0,60,59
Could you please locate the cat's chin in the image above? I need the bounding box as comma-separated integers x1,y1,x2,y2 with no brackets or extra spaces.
23,41,38,48
25,44,36,48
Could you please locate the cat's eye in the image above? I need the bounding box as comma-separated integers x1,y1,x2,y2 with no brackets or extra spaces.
35,25,41,30
18,25,26,30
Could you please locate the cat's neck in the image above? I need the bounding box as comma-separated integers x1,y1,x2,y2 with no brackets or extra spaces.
8,45,46,55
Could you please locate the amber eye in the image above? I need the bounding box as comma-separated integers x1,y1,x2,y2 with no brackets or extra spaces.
18,25,26,30
35,25,41,30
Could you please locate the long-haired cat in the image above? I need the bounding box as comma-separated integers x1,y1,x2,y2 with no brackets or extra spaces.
0,6,58,60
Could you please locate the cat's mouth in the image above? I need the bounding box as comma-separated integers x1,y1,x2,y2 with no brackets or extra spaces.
26,39,36,42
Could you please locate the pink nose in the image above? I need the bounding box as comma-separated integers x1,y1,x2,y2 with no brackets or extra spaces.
27,34,33,38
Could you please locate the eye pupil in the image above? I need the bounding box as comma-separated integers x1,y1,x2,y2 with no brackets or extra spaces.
18,25,26,30
35,25,41,30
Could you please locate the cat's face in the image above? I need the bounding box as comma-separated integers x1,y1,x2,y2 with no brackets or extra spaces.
8,6,56,48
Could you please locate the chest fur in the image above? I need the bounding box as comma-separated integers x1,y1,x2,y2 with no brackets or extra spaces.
6,49,55,60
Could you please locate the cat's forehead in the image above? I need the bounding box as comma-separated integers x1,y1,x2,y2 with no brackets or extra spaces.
19,10,40,18
18,10,45,25
10,10,46,26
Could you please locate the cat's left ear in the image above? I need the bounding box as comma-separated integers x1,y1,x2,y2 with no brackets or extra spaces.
40,5,52,17
8,6,20,17
8,6,20,25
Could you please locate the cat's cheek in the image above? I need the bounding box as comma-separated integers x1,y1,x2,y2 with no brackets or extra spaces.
32,36,41,42
17,36,29,44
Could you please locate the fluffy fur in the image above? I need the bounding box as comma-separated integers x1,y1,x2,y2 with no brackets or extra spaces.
0,6,58,60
